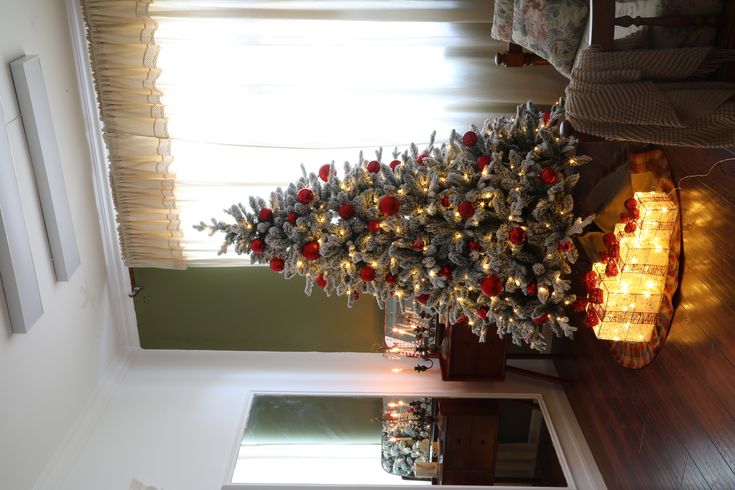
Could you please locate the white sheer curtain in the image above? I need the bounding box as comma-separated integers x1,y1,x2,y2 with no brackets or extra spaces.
233,444,428,485
151,0,569,265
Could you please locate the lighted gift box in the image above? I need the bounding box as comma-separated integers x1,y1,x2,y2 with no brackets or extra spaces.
634,191,678,242
589,278,663,343
617,234,669,291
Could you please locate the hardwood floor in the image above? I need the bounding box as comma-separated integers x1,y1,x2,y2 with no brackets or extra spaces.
554,146,735,490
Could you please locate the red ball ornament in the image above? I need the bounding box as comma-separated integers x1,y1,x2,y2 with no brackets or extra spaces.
302,241,320,261
441,195,450,207
533,313,550,325
624,198,638,211
338,203,355,219
477,307,489,319
629,207,640,220
572,297,588,312
602,232,617,247
540,167,558,185
477,155,492,172
258,208,273,221
378,195,400,217
359,266,375,282
287,212,298,224
509,227,527,245
462,131,478,147
527,281,538,295
620,212,631,223
624,221,637,234
584,308,600,328
385,273,397,285
458,200,475,218
250,238,265,254
297,188,314,204
318,164,331,182
558,240,573,252
269,257,285,272
416,153,427,166
481,275,502,297
543,111,551,125
389,159,401,170
468,240,481,252
315,273,327,289
368,220,381,234
367,160,380,173
439,265,453,280
589,287,604,304
455,315,469,325
416,293,429,305
607,242,620,258
412,239,424,252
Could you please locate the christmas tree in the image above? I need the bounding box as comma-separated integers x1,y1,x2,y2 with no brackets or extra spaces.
196,101,593,350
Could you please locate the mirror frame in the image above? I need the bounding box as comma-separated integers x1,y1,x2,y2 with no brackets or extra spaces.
224,391,574,490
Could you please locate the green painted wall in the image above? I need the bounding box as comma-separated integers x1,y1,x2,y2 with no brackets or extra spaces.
133,267,384,352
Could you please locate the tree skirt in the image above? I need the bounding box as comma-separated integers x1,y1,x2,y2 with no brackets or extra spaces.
578,148,682,368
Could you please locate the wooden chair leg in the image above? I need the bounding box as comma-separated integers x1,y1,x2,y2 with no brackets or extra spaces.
615,14,721,29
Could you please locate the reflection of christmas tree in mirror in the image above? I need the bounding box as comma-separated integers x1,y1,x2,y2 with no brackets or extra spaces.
198,101,593,350
379,398,434,478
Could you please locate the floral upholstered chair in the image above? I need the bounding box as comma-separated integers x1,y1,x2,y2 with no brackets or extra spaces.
492,0,725,78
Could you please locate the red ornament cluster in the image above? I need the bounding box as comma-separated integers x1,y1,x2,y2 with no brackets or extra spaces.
389,159,401,170
577,270,605,328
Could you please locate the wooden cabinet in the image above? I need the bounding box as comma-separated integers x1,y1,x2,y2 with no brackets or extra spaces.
438,323,507,381
432,398,500,486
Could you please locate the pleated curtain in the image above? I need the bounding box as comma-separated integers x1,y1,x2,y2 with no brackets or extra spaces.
81,0,569,267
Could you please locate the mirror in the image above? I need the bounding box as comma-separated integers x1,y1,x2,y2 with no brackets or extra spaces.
231,394,568,486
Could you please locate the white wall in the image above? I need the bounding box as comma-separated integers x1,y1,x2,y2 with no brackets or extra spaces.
0,1,126,488
58,351,604,490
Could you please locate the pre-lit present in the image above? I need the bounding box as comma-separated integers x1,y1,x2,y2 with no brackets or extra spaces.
589,279,663,342
617,233,669,290
634,192,678,241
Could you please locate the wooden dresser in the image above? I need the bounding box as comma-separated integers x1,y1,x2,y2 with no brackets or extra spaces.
432,398,500,485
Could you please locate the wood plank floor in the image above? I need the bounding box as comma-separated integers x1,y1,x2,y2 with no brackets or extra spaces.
554,145,735,490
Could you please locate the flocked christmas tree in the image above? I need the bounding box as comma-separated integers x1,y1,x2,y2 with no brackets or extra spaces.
196,101,593,350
